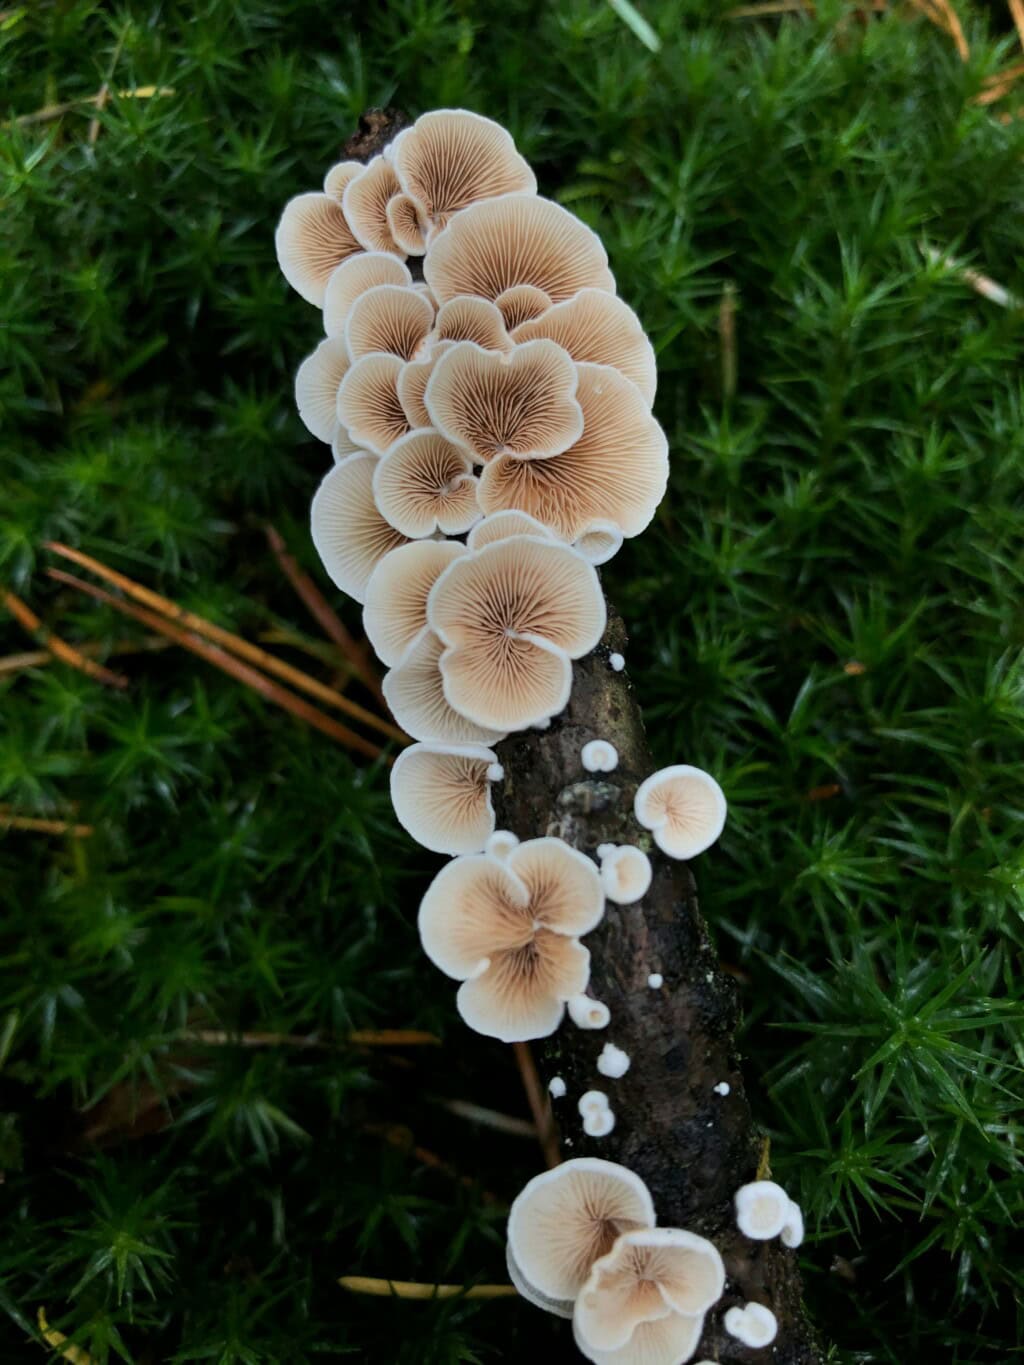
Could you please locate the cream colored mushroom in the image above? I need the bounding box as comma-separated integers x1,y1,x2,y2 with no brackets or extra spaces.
425,339,582,463
426,535,606,731
478,362,668,542
582,740,618,773
573,1311,705,1365
567,994,610,1030
433,296,512,352
387,109,536,236
386,192,430,255
633,766,727,860
511,288,657,405
485,829,519,861
575,521,624,566
781,1200,805,1249
323,160,363,203
466,510,555,550
734,1181,790,1241
496,283,551,329
575,1228,725,1356
418,837,605,1041
506,1242,574,1321
383,628,506,746
373,430,480,538
506,1158,656,1305
363,540,467,667
336,352,411,455
424,194,615,305
310,453,409,604
331,426,360,463
600,846,652,906
294,336,350,444
396,342,451,429
275,192,364,307
342,155,405,255
345,284,435,362
389,742,499,855
724,1302,777,1349
323,253,413,337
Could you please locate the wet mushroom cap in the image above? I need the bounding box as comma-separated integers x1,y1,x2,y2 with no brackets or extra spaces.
363,539,468,667
323,253,413,337
294,336,351,444
734,1180,790,1240
600,846,652,905
342,155,405,255
512,289,657,405
373,430,480,539
336,352,411,455
572,1308,705,1365
345,283,435,361
633,765,727,861
389,741,498,855
382,628,506,746
275,191,364,307
310,453,409,604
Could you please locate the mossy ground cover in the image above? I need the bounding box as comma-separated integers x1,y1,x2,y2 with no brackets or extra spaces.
2,2,1023,1360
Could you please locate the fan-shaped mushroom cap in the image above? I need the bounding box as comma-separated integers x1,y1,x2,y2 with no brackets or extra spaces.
295,336,351,444
324,253,413,337
425,339,582,463
512,290,657,406
311,454,409,604
418,837,604,1041
575,521,624,566
507,1242,574,1321
597,1043,631,1079
574,1312,704,1365
331,426,360,462
734,1181,790,1241
396,341,451,428
433,296,512,353
388,109,536,235
633,765,727,860
425,195,615,305
336,352,411,455
781,1200,804,1249
485,829,519,860
575,1228,725,1356
724,1302,777,1349
466,510,554,550
600,846,652,906
426,536,606,731
386,192,430,255
479,362,668,541
373,430,480,539
496,283,552,329
363,540,467,667
383,628,506,746
345,284,435,362
389,741,498,855
507,1158,656,1305
275,192,364,307
582,740,618,773
341,155,405,256
568,994,611,1030
323,160,363,202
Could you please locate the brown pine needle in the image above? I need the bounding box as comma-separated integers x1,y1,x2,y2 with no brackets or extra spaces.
47,568,386,762
35,1309,95,1365
2,589,129,689
0,808,93,837
513,1040,561,1168
907,0,968,60
44,543,405,744
181,1027,439,1049
440,1098,539,1139
8,86,174,128
265,524,385,706
338,1276,518,1300
976,59,1024,105
1010,0,1024,49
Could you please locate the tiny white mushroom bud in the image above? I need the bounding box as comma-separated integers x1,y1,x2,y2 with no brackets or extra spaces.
486,762,505,782
596,1043,631,1079
609,652,625,671
578,1090,615,1136
567,994,610,1030
581,739,618,773
724,1302,778,1348
713,1081,731,1096
595,843,616,861
647,973,663,989
735,1180,790,1240
548,1075,567,1099
600,845,652,905
484,830,520,861
781,1199,805,1249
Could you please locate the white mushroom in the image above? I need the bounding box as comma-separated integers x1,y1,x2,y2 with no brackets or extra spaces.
573,1312,705,1365
386,192,430,255
363,540,468,667
567,994,610,1030
310,454,408,604
734,1181,790,1241
647,973,663,989
345,283,434,362
596,1043,631,1079
322,160,363,203
341,155,405,255
466,509,555,550
609,652,625,671
633,765,727,860
581,740,618,773
396,342,451,429
724,1302,778,1349
433,296,513,352
382,628,506,746
511,288,657,405
323,252,413,337
781,1200,805,1249
373,430,480,538
496,282,552,328
275,191,364,306
389,741,499,855
336,352,411,455
548,1075,567,1098
484,829,519,861
600,846,652,906
294,336,351,444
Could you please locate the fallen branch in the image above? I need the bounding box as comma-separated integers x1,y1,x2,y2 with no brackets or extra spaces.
2,589,128,689
0,809,93,837
338,1276,517,1300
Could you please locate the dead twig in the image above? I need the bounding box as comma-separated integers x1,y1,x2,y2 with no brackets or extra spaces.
2,589,128,690
7,85,174,129
513,1041,561,1168
439,1098,539,1139
181,1027,439,1049
0,808,93,837
338,1276,517,1300
35,1309,95,1365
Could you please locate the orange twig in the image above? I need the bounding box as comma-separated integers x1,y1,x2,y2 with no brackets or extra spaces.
907,0,968,60
44,543,404,744
338,1276,516,1300
1010,0,1024,49
513,1041,561,1168
181,1027,439,1049
2,589,128,689
975,59,1024,105
47,569,386,761
0,809,94,837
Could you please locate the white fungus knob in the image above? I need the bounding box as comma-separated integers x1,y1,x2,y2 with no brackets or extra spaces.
581,739,618,773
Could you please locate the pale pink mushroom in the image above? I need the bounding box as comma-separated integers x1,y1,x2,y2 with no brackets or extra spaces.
633,766,727,860
734,1181,790,1241
466,510,554,551
294,336,350,444
275,192,364,307
724,1302,777,1349
496,283,551,329
512,289,657,405
433,296,512,352
389,741,499,855
573,1310,705,1365
478,362,668,542
600,846,652,906
382,628,506,746
363,540,467,667
310,453,409,604
336,352,411,455
386,192,430,255
345,284,435,362
322,160,363,203
341,155,405,255
387,109,536,236
419,838,604,1041
373,430,480,538
323,253,413,337
425,339,582,463
575,521,624,566
396,342,452,429
424,195,615,305
426,535,606,731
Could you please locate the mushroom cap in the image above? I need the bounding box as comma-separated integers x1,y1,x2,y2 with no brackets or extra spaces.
363,539,467,667
433,296,513,352
345,284,435,362
734,1180,790,1240
418,837,604,1041
600,846,652,906
295,336,351,444
496,283,552,329
323,160,363,202
386,192,430,255
427,535,607,732
424,194,615,305
582,739,618,773
336,352,411,455
567,994,611,1030
597,1043,631,1079
388,109,536,232
633,765,727,861
466,509,555,550
506,1242,574,1321
512,289,657,406
373,429,480,538
396,342,451,429
389,741,498,855
275,191,364,307
485,829,520,861
572,1306,705,1365
781,1200,804,1249
724,1302,777,1349
310,453,409,604
575,1228,725,1354
331,425,361,463
383,627,506,746
478,362,668,541
506,1158,656,1304
323,253,413,337
342,155,405,256
425,339,583,463
575,520,624,566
